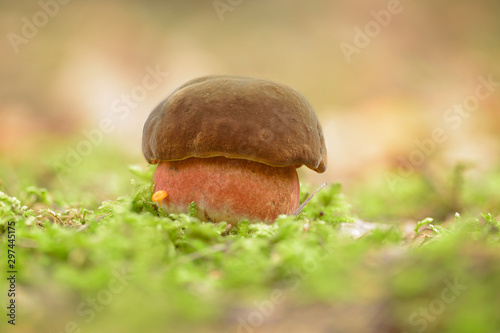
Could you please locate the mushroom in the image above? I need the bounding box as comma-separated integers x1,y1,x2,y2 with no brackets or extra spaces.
142,75,327,224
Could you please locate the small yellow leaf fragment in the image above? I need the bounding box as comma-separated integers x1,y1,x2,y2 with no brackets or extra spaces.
152,190,168,205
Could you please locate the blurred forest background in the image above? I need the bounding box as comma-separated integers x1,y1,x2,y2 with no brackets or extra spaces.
1,0,499,220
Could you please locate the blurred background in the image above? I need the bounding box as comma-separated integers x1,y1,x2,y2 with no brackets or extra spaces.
1,0,499,220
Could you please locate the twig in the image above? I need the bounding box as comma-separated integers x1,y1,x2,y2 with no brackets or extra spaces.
293,182,327,217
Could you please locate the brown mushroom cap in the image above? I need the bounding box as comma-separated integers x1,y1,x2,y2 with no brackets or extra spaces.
142,75,327,173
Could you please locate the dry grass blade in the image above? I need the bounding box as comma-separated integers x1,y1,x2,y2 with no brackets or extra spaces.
293,182,327,217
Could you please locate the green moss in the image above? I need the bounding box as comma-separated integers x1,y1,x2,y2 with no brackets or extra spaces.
1,150,500,332
188,201,198,218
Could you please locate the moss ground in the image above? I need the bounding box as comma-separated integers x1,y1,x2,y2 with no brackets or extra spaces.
1,146,500,333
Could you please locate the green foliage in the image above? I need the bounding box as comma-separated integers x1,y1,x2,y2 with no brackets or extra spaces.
301,182,353,224
351,162,500,222
24,186,53,205
188,201,198,218
415,217,434,234
128,164,156,183
1,160,500,333
482,213,500,230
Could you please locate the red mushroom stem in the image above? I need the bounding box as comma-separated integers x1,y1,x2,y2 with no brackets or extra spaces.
153,156,300,224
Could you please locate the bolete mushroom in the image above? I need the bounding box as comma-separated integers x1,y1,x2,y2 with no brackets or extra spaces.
142,75,327,224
